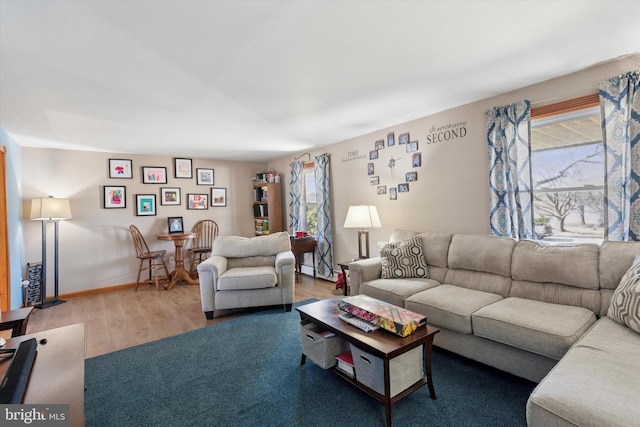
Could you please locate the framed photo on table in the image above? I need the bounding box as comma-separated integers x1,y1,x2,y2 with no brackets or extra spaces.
187,193,208,210
136,194,157,216
196,168,214,185
108,159,132,179
160,187,181,206
142,166,167,184
211,187,227,207
104,186,126,208
167,216,184,234
174,158,193,179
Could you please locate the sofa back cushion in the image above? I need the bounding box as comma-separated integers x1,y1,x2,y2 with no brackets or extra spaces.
445,234,515,296
599,241,640,316
512,240,599,288
212,231,291,258
510,240,601,313
417,232,453,283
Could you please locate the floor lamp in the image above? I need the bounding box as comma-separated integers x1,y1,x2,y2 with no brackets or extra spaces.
343,205,382,259
30,196,72,309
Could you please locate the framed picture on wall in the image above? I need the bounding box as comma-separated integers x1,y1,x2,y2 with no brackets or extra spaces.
390,187,397,200
187,193,208,210
104,186,126,208
406,171,417,182
387,132,395,147
167,216,184,234
406,141,419,153
375,139,384,150
142,166,167,184
135,194,157,216
174,158,193,179
398,183,410,193
211,187,227,207
108,159,133,179
160,187,181,206
398,132,410,144
196,168,214,185
412,152,422,168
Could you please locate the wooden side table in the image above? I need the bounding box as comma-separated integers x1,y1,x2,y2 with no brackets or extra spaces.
0,306,33,337
290,236,317,280
337,261,351,296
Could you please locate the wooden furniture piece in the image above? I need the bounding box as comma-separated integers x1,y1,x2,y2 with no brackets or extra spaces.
0,306,33,337
0,323,85,426
337,261,351,296
253,181,283,236
156,232,198,289
290,235,317,280
129,225,170,291
188,219,219,276
297,298,439,427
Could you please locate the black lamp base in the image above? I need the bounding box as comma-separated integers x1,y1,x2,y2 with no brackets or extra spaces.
34,299,66,309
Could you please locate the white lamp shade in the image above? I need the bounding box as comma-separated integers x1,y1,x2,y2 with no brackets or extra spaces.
343,205,382,229
30,197,72,220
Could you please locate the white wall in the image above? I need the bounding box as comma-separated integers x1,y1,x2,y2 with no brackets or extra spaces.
21,148,267,294
268,54,640,267
17,54,640,295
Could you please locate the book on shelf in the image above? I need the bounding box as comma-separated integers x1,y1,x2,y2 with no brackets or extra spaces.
335,350,355,378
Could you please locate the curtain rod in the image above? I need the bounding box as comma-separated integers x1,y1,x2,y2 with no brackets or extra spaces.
294,152,311,162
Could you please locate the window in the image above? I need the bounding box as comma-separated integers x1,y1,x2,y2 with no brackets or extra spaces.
531,94,603,244
301,163,318,235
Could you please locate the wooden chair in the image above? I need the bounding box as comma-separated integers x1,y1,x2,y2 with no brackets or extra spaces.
188,219,219,276
129,225,170,291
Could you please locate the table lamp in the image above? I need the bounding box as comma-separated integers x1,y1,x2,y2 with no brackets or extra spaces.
343,205,381,259
30,196,72,308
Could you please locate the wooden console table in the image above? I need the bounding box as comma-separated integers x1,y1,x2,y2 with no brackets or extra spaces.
290,235,317,280
0,323,85,426
156,232,198,289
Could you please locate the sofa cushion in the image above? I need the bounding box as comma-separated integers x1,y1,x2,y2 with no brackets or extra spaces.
405,285,503,334
526,317,640,427
473,297,597,360
416,232,452,268
217,266,277,291
608,257,640,333
212,232,291,258
447,234,515,277
380,236,429,279
512,240,599,289
360,278,440,308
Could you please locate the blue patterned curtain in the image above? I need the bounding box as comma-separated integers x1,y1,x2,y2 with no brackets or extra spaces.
314,153,334,277
487,100,533,239
600,71,640,241
288,160,304,233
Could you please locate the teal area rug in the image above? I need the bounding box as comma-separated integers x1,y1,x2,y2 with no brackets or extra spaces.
85,300,535,426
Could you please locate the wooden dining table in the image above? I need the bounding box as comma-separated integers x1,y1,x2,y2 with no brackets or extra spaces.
156,232,199,289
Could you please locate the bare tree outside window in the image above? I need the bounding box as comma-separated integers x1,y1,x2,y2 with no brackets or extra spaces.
531,106,604,243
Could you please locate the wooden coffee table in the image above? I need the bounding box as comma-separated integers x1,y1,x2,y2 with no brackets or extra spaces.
297,298,439,427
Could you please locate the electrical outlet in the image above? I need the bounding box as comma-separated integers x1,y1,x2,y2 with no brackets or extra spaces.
169,256,175,264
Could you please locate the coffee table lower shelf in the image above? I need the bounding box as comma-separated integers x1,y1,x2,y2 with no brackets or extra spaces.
297,298,439,427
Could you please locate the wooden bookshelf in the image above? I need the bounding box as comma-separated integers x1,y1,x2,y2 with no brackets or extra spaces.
253,181,283,235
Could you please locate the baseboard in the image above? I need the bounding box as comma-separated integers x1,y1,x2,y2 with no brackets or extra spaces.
59,282,137,299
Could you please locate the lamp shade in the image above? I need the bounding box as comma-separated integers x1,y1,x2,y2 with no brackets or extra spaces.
30,197,72,220
343,205,382,229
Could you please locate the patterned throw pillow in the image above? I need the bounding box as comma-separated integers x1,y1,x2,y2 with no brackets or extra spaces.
380,235,429,279
608,256,640,334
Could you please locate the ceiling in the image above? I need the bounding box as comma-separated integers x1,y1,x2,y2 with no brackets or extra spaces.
1,1,639,162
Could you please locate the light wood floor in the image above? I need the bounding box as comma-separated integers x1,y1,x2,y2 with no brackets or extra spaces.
13,275,340,358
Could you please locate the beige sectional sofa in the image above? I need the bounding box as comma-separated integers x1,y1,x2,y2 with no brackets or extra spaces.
349,230,640,426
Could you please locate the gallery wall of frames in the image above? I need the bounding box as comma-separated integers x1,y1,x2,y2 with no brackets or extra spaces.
103,157,228,216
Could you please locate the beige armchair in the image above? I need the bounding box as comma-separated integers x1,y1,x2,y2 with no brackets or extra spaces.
197,231,295,319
